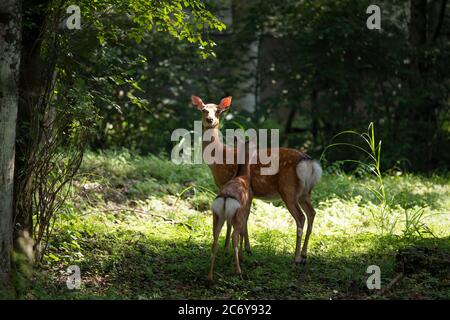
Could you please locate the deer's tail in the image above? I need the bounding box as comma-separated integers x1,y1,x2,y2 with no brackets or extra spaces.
296,159,322,193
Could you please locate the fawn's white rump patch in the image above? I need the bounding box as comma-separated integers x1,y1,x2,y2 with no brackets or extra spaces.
224,198,240,223
211,197,241,224
296,160,322,193
211,197,224,217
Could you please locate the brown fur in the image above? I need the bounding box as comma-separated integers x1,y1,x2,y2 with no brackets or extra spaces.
193,95,319,265
208,147,253,281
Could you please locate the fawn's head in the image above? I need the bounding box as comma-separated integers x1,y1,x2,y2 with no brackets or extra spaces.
191,95,232,129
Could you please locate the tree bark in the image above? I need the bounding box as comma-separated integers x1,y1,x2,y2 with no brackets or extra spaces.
431,0,448,41
231,0,259,112
14,0,50,247
410,0,428,47
408,0,442,171
409,0,427,73
0,0,21,294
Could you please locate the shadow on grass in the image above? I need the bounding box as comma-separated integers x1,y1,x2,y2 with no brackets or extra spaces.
32,233,450,300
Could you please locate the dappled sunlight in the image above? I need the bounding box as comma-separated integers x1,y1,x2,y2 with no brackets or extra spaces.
315,196,374,235
21,152,449,299
251,200,292,231
72,152,450,243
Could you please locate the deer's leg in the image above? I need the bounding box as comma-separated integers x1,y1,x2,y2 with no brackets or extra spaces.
299,194,317,264
208,214,225,281
243,220,251,254
281,192,306,264
239,207,251,260
243,201,252,254
239,231,244,260
224,220,231,254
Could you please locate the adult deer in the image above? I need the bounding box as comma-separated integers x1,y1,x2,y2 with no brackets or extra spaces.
192,95,322,264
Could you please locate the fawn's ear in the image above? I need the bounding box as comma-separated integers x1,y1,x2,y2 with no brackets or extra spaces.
191,95,205,110
218,96,232,111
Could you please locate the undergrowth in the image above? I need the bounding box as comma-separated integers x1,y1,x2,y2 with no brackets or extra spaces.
14,150,450,300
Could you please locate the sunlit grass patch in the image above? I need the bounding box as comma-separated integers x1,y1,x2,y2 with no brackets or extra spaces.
19,151,450,300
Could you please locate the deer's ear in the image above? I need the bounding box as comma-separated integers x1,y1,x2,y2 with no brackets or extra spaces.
218,96,232,111
191,95,205,110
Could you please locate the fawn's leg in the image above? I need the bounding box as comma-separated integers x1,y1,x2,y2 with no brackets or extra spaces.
239,231,244,260
243,202,252,254
208,214,225,281
299,194,317,264
232,221,243,276
239,214,250,260
239,202,252,260
243,225,251,254
224,220,231,254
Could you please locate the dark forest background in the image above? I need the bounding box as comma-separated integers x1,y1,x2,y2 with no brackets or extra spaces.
83,0,450,172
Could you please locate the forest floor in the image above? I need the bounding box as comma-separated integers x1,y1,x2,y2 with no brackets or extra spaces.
16,151,450,299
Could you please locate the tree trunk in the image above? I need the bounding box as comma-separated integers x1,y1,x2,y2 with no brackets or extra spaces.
430,0,448,41
14,0,50,251
0,0,21,294
410,0,428,47
231,0,259,112
408,0,442,171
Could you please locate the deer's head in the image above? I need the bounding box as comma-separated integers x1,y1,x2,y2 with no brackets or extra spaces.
191,95,232,129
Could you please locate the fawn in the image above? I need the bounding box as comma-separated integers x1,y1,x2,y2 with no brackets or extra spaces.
208,141,256,281
192,95,322,265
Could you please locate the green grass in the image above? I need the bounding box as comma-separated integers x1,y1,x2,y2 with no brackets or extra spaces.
16,150,450,299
